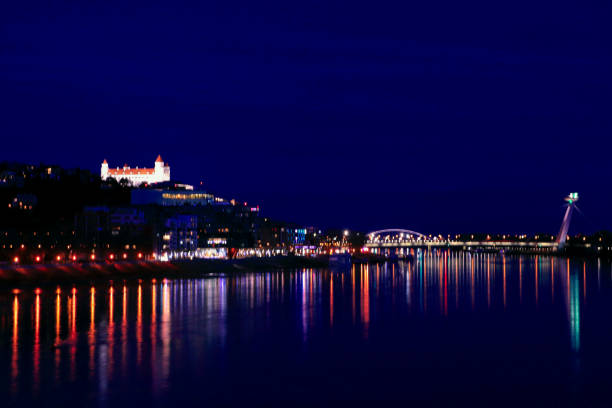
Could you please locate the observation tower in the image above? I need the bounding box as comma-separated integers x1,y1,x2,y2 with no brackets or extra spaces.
556,192,579,248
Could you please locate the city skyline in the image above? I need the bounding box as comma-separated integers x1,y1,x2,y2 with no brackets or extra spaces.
0,155,603,235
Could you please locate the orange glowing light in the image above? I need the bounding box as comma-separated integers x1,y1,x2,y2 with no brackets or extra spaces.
122,253,127,259
56,255,61,261
90,254,96,261
137,252,143,259
109,254,115,260
12,289,20,295
35,288,42,295
13,256,19,263
72,255,77,261
35,256,41,262
56,287,62,294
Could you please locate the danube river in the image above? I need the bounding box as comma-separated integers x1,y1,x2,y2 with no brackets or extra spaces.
1,252,612,407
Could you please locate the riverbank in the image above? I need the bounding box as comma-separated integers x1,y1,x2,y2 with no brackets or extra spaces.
0,256,330,286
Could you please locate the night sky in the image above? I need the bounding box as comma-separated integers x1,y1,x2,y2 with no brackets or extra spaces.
1,0,610,234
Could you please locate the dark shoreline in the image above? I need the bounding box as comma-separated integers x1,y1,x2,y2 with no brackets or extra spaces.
0,256,330,287
1,251,605,287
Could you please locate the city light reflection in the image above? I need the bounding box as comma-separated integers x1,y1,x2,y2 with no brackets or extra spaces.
33,292,40,394
503,256,507,309
160,280,171,388
329,274,334,327
108,286,115,378
69,288,77,380
137,283,143,366
89,287,95,377
361,264,370,337
0,253,599,403
55,289,61,382
11,294,19,396
122,285,128,376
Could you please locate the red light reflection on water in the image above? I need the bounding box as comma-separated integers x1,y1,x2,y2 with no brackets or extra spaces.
68,288,77,380
108,286,115,378
361,264,370,337
54,290,61,382
89,287,96,377
122,285,128,376
33,292,40,394
137,283,143,365
151,281,157,380
11,294,19,396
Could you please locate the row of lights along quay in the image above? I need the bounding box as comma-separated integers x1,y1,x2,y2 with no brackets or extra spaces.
5,229,610,267
8,251,145,265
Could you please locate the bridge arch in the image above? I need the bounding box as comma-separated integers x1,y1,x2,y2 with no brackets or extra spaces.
367,229,426,240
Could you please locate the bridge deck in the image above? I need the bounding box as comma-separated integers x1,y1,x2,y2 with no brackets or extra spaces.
365,240,559,249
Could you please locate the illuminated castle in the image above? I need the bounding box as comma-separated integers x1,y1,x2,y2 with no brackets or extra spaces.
101,155,170,186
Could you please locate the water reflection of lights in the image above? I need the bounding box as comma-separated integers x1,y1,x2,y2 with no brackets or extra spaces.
122,285,128,376
151,280,157,383
55,290,61,381
571,272,580,352
33,292,41,394
159,279,171,390
69,288,77,380
0,254,594,403
329,273,334,327
11,294,19,396
89,287,96,377
137,283,143,365
351,267,356,324
361,264,370,337
302,270,308,340
568,261,581,353
108,286,115,379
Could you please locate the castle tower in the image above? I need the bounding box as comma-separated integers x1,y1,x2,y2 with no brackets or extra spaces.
556,192,579,248
154,155,165,182
101,159,109,180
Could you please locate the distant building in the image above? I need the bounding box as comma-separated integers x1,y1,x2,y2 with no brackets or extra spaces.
101,155,170,186
158,215,198,253
288,228,307,245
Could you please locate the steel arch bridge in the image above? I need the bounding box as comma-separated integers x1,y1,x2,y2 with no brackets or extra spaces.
365,229,426,258
367,229,426,239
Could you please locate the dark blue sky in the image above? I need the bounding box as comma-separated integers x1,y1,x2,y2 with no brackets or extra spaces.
1,0,610,234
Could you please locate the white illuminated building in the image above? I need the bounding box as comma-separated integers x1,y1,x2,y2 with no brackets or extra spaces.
101,155,170,186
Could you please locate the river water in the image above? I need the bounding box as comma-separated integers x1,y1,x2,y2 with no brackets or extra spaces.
1,252,612,407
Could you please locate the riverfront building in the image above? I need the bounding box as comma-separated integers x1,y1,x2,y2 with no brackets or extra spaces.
101,155,170,186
